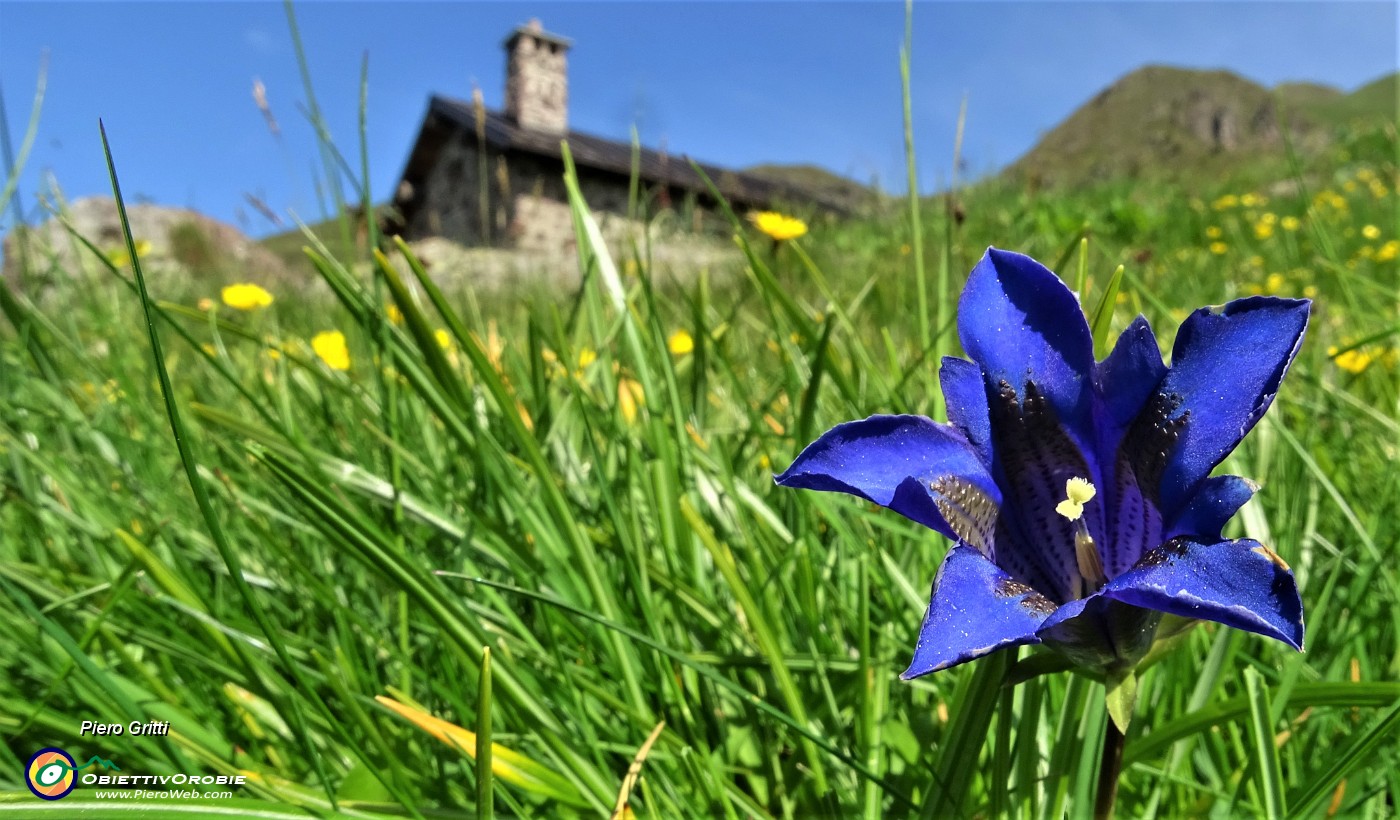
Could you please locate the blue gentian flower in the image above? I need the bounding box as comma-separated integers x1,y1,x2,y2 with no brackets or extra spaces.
777,248,1309,679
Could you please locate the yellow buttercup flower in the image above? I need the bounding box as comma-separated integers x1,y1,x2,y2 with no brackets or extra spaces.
749,211,808,242
386,304,405,325
434,329,453,350
1205,226,1223,239
1329,345,1373,374
1375,240,1399,262
1211,194,1239,210
1209,241,1228,255
668,330,694,355
618,378,644,424
577,348,597,368
107,239,153,268
311,330,351,371
1362,224,1381,240
221,283,274,311
1281,216,1300,232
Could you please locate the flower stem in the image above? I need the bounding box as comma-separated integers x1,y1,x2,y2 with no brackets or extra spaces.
1094,716,1126,819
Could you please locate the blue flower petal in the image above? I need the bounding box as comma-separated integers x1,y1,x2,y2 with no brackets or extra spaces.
1158,297,1309,515
1096,315,1167,433
902,545,1054,678
1100,536,1304,650
941,356,993,467
958,248,1095,448
1093,319,1173,577
775,415,1000,548
1166,475,1258,540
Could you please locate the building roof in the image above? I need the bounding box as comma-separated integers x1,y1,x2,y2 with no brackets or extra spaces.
393,94,851,225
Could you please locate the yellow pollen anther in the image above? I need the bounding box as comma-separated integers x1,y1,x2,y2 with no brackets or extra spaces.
1055,477,1097,521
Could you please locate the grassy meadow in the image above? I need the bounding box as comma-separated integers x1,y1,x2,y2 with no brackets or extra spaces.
2,36,1399,820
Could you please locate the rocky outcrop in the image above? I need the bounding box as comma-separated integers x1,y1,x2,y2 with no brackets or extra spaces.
3,197,290,301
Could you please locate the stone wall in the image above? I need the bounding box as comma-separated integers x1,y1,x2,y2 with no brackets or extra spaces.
410,133,490,245
406,139,675,255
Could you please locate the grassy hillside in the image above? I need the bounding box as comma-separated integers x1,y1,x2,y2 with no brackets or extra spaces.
1005,65,1397,190
5,107,1399,817
6,24,1400,815
742,163,876,213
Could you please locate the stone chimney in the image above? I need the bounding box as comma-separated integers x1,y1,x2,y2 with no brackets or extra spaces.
503,19,571,134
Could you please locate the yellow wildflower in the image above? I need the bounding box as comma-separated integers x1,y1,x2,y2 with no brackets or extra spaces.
1254,222,1274,240
221,283,274,310
106,239,153,268
1281,216,1300,232
1205,226,1223,239
434,329,452,349
1303,285,1318,298
668,330,694,355
1362,224,1381,240
749,211,808,241
386,304,405,325
1329,345,1373,374
1209,241,1228,255
311,330,351,371
201,343,216,357
1265,273,1285,294
618,378,644,424
1343,180,1358,193
1376,240,1399,262
1211,194,1239,210
577,348,597,367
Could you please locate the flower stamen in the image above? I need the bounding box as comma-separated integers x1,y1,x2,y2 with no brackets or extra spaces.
1058,477,1107,596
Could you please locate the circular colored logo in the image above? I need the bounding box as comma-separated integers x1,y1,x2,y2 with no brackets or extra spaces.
26,748,77,800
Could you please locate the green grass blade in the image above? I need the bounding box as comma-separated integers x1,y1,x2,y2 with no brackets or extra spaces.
98,120,340,806
478,646,494,820
1243,667,1286,818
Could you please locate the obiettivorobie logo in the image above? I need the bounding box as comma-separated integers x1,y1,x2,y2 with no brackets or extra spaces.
25,747,247,801
25,748,120,800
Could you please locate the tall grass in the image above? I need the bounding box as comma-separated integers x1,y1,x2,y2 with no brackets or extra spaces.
2,19,1398,820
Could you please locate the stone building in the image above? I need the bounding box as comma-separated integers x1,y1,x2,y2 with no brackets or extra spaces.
389,19,841,253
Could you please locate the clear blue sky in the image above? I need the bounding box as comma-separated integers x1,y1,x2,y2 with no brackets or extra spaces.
1,2,1395,239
